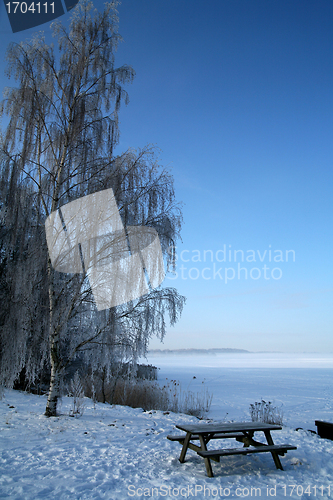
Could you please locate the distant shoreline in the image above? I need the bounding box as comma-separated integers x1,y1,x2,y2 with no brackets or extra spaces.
147,349,330,356
144,351,333,369
147,348,249,355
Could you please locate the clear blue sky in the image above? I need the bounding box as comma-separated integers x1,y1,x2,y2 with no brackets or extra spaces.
0,1,332,352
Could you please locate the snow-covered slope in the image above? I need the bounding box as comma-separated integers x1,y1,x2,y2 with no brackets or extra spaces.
1,385,333,500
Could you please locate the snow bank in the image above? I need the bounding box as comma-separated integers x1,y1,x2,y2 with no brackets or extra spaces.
1,385,333,499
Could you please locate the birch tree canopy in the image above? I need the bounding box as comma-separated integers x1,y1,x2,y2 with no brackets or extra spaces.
0,0,185,416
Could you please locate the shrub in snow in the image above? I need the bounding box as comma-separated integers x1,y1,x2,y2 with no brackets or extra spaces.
165,379,213,418
114,378,169,411
68,372,85,418
84,375,212,418
250,399,283,426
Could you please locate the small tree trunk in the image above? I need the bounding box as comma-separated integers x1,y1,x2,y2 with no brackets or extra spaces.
101,367,106,403
45,358,62,417
45,326,63,416
45,261,63,417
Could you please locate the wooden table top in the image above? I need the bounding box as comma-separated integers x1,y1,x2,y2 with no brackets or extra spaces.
176,422,282,434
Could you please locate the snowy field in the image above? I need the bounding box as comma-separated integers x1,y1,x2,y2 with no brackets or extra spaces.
1,353,333,499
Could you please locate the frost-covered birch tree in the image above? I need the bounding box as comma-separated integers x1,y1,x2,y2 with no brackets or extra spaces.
0,1,184,416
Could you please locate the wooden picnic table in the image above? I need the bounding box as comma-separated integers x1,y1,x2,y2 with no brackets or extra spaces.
167,421,297,477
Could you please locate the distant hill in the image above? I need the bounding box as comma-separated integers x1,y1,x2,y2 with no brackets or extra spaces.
148,348,250,355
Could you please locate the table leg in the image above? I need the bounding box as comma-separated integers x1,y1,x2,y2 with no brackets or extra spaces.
179,432,191,463
264,430,283,470
240,431,267,448
199,435,214,478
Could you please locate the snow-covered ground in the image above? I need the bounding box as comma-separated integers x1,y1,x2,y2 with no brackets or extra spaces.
1,353,333,499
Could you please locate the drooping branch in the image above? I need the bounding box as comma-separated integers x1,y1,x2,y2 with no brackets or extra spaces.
0,1,184,418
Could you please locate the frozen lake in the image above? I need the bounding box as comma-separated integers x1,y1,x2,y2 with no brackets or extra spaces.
145,352,333,430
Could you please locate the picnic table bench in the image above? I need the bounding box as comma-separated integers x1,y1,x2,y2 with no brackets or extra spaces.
167,421,297,477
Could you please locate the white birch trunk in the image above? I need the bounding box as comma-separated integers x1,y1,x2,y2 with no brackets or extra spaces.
45,356,62,417
45,261,62,417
